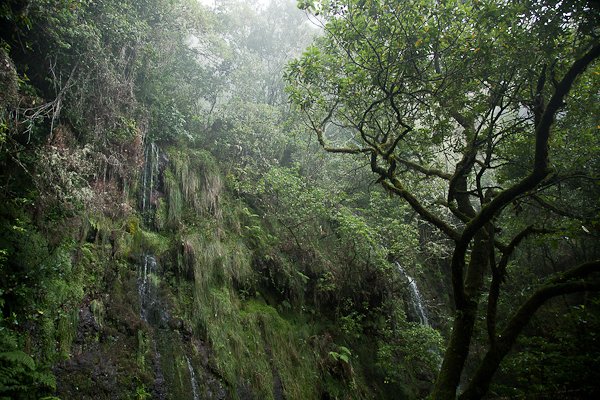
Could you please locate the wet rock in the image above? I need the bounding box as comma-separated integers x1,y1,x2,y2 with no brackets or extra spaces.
54,352,119,399
273,371,284,400
237,382,253,400
168,317,184,331
191,338,212,368
203,373,228,400
73,303,102,356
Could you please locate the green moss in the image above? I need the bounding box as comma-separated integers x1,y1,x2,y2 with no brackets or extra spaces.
56,309,79,359
197,288,273,399
136,329,150,370
0,47,19,109
167,147,223,218
39,316,57,363
138,230,171,256
155,198,168,231
155,330,197,400
184,233,253,298
244,300,320,399
90,299,105,329
33,243,89,362
191,283,319,400
164,168,183,228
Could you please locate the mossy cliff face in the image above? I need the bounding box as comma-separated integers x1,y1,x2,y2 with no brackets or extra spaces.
0,1,448,397
0,130,443,399
46,145,348,400
131,145,323,399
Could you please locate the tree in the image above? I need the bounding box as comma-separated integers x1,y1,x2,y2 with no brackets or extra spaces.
285,0,600,398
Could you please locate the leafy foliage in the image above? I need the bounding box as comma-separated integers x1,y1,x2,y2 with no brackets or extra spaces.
287,0,600,397
2,0,598,399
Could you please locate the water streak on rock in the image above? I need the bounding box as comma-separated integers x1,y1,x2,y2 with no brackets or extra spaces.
395,262,429,325
141,142,160,220
186,355,201,400
138,254,157,322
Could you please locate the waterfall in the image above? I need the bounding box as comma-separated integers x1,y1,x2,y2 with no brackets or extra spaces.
138,143,201,399
152,338,167,400
395,262,429,326
138,254,157,322
138,142,167,324
141,144,150,214
138,143,174,398
185,355,200,400
138,254,171,326
141,142,160,221
137,254,169,399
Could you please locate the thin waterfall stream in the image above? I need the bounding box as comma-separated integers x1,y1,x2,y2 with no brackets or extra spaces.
138,143,164,326
395,262,429,326
185,355,200,400
141,142,160,220
138,143,167,399
137,142,201,399
138,254,157,323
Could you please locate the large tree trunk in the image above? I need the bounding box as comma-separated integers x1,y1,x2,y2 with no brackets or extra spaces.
432,229,491,399
431,300,478,399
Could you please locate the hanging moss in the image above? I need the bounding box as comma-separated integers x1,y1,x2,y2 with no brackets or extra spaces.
0,47,19,109
90,299,105,329
140,230,171,256
192,286,320,400
182,233,253,303
167,148,223,218
154,198,168,231
136,329,150,370
243,300,321,399
163,168,183,228
56,309,79,359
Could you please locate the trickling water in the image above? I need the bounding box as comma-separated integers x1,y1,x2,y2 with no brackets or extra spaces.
138,254,157,322
139,143,162,322
141,145,149,214
141,142,160,221
185,355,200,400
152,338,167,400
395,262,429,325
138,254,171,326
138,143,173,398
139,143,204,398
137,254,169,399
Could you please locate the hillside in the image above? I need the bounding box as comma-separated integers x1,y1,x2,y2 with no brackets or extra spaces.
1,1,599,399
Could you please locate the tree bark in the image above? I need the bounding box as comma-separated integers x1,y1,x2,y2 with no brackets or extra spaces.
460,274,600,400
431,299,478,399
432,229,491,399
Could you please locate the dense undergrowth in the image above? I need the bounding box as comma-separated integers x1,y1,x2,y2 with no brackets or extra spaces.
0,1,442,394
1,0,599,399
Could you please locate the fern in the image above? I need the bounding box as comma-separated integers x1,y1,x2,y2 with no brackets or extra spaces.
0,351,35,371
0,330,57,397
31,370,57,390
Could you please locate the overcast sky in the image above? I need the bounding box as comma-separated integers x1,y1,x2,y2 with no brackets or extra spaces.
197,0,272,8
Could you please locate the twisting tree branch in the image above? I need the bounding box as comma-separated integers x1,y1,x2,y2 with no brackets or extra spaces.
396,157,452,180
461,260,600,400
486,226,554,344
450,42,600,310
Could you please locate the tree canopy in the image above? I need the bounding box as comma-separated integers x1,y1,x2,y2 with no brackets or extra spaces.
286,0,600,397
1,0,599,398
